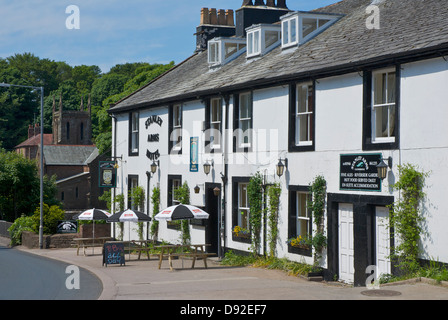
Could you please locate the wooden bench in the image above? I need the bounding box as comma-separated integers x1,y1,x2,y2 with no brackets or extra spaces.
156,244,215,271
74,237,113,256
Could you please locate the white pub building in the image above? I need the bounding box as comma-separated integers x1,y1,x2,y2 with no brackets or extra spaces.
108,0,448,286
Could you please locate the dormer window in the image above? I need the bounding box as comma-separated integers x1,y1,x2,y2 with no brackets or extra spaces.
208,37,246,68
281,11,342,49
246,24,281,58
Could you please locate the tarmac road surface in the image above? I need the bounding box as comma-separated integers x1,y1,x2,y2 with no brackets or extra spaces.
0,244,102,300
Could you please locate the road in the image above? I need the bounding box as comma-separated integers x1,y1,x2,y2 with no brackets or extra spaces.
0,245,102,300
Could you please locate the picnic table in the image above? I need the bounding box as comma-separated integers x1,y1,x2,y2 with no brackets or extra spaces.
156,244,215,271
106,239,156,260
73,237,113,256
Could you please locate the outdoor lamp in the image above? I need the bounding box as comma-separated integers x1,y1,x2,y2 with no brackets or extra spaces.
213,187,221,196
276,158,288,177
194,185,200,194
151,160,159,174
203,159,214,175
376,156,393,180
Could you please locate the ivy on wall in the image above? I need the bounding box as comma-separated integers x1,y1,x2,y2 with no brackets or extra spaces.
173,181,191,245
389,163,428,274
267,182,281,258
308,175,327,266
150,186,160,240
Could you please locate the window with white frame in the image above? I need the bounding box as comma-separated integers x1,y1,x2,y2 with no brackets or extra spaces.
295,82,314,145
238,183,250,231
372,69,396,143
208,38,246,67
172,104,182,150
295,192,311,239
208,42,220,64
247,25,281,58
130,111,139,155
282,15,298,47
239,92,252,148
210,97,222,149
247,30,260,57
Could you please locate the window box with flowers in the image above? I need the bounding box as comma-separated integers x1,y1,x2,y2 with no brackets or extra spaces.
232,226,251,244
287,236,312,257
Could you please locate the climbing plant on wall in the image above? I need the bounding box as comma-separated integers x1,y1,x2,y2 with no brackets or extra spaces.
173,181,191,245
150,186,160,240
267,182,281,258
389,163,428,274
308,175,327,265
248,172,264,256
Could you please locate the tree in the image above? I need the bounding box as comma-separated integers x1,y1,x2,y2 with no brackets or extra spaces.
0,150,59,222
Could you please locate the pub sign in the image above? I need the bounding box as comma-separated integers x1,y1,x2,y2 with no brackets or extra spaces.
99,161,117,188
340,153,382,191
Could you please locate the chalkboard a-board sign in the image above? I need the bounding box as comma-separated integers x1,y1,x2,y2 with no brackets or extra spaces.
103,243,125,267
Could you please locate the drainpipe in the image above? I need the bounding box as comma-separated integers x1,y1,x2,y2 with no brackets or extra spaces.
220,94,230,258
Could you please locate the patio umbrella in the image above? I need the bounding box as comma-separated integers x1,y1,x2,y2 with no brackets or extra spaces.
154,204,209,221
107,209,152,259
73,208,112,254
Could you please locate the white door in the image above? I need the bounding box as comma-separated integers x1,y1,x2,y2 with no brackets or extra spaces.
338,203,354,283
375,206,391,277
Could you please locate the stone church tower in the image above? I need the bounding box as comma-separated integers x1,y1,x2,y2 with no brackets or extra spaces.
52,93,92,145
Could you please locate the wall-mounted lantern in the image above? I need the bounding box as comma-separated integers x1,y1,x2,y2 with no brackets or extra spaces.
276,158,288,177
203,159,214,175
376,156,392,180
194,185,200,194
213,187,221,196
151,160,159,174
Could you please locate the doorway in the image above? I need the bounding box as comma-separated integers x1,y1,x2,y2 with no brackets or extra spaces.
205,183,220,254
338,203,354,283
375,206,391,277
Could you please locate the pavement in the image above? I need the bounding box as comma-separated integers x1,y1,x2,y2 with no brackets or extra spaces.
2,236,448,301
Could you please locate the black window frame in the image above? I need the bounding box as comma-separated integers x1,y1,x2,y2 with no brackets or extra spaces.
288,81,315,153
167,174,182,230
288,185,312,257
231,176,251,243
204,97,223,154
128,111,139,157
362,65,400,151
233,91,253,153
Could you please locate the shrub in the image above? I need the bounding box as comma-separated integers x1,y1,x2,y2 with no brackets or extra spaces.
31,204,65,235
8,215,34,246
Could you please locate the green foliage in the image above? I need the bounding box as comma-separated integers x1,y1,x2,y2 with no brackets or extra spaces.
0,52,174,153
308,175,327,264
0,150,60,222
221,251,319,276
129,186,145,240
248,172,264,256
389,164,428,274
267,183,281,257
31,203,65,235
173,182,191,245
150,186,160,239
8,215,34,246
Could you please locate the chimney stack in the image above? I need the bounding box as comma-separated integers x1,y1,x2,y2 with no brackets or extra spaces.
200,8,210,25
266,0,275,7
196,7,236,52
28,124,34,139
226,9,235,26
277,0,288,9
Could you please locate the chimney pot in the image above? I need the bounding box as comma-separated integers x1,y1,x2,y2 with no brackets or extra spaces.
266,0,275,7
242,0,253,6
254,0,265,5
277,0,287,9
200,8,210,25
217,9,226,25
209,8,218,25
226,9,235,26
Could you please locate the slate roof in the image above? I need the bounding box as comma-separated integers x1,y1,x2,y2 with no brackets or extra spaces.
14,134,53,148
43,145,98,166
109,0,448,113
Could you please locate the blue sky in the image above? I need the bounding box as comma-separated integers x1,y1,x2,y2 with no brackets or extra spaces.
0,0,337,73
